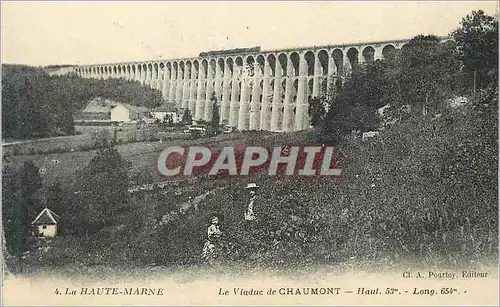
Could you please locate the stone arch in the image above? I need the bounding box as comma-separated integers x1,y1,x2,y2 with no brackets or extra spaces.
153,63,158,79
193,60,199,79
256,55,265,76
217,58,225,76
159,63,165,79
292,79,298,102
362,46,375,62
346,48,359,68
186,61,192,79
201,59,208,79
278,53,287,77
304,51,315,76
290,52,300,76
318,50,329,75
166,62,172,79
208,59,216,79
382,44,396,60
235,57,243,78
245,56,255,78
267,54,276,77
226,57,234,77
179,61,185,79
173,62,178,79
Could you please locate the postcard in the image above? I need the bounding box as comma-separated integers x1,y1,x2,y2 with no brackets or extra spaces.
1,1,499,306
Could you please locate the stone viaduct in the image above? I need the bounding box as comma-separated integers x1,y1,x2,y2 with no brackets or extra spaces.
75,39,411,132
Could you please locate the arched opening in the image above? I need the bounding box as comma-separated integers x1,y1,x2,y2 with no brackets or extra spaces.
209,59,216,79
193,60,199,79
186,61,192,79
346,48,359,69
318,50,329,76
281,79,287,100
362,46,375,63
166,62,172,79
278,53,287,77
256,55,265,76
304,51,315,76
159,63,165,79
290,52,300,76
382,44,396,60
202,59,208,79
173,62,178,79
153,63,158,79
218,58,225,76
228,81,233,101
332,49,343,74
267,54,276,77
179,61,185,79
292,79,298,102
226,57,234,77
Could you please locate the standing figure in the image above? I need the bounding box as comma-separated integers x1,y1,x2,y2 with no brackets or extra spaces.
202,213,223,262
244,183,259,221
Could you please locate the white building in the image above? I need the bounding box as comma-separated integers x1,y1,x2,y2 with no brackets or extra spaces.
110,103,149,123
152,104,179,123
32,208,60,238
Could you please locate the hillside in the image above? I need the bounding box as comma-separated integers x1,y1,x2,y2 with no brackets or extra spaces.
15,88,498,273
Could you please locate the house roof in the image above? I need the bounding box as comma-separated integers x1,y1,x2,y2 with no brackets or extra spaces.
83,97,119,114
154,103,177,113
32,208,60,225
121,103,149,114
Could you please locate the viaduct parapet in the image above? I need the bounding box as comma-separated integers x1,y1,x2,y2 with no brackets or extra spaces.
75,39,417,132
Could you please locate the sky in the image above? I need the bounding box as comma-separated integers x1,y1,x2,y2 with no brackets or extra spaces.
1,1,498,66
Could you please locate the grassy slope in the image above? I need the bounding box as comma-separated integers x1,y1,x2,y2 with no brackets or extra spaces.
13,98,499,272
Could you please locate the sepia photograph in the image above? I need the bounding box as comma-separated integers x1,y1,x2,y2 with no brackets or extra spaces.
1,1,499,305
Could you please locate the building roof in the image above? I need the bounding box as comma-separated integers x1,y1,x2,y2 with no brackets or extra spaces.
117,103,149,114
83,97,119,114
32,208,60,225
154,103,177,113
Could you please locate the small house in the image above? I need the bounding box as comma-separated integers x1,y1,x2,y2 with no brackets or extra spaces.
32,208,60,237
110,103,149,123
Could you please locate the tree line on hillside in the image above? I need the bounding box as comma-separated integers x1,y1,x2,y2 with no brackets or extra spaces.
1,65,164,140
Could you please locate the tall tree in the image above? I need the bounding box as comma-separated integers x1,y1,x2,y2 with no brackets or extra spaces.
452,10,499,91
308,97,326,127
210,93,220,136
2,161,41,272
398,35,460,115
323,59,400,138
181,109,193,125
73,145,131,237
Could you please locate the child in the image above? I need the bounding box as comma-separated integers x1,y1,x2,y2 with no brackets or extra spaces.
202,213,223,262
